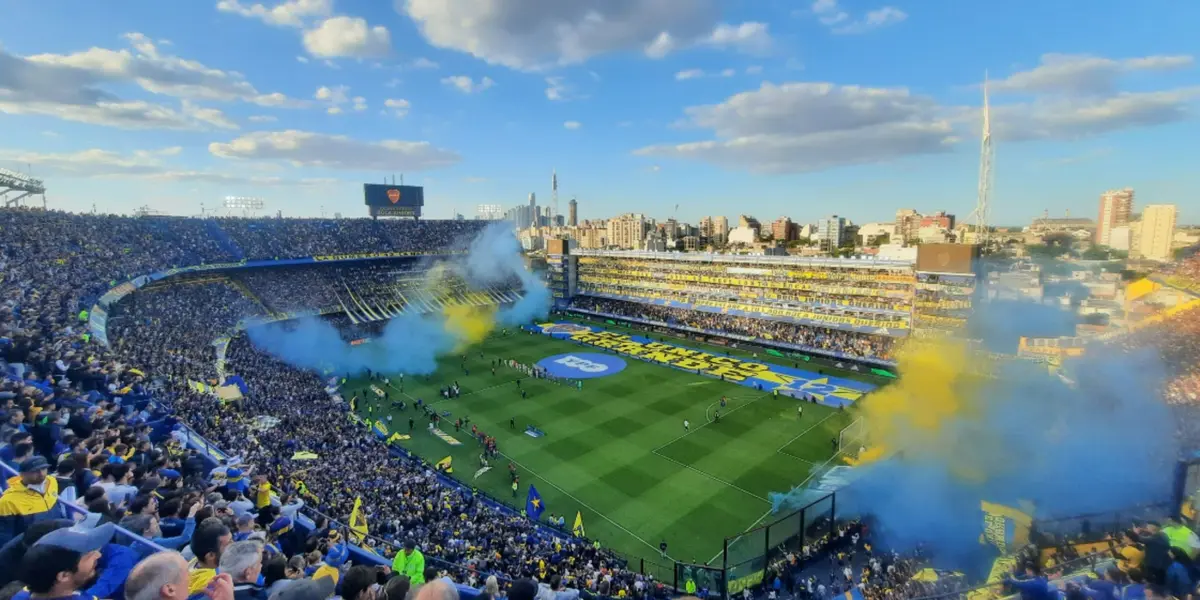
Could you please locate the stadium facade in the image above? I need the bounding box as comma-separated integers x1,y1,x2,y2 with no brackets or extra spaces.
546,240,980,366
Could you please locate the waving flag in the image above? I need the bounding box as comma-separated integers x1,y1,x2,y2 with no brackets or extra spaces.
573,511,586,537
525,485,545,520
349,496,369,544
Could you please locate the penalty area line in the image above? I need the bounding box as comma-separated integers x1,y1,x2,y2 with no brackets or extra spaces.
498,452,671,561
650,449,770,505
774,411,837,454
651,392,770,454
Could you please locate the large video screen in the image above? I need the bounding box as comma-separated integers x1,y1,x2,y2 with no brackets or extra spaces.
364,184,424,218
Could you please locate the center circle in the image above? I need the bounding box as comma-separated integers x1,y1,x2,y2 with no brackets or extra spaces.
536,353,627,379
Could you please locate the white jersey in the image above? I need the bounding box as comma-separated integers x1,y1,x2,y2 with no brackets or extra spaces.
683,420,690,429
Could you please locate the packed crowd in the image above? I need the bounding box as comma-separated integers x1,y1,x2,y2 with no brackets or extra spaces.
216,218,487,260
568,296,897,361
0,208,664,600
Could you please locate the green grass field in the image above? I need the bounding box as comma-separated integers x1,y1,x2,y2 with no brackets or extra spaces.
344,325,858,571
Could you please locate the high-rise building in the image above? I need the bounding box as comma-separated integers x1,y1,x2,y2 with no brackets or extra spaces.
817,215,847,253
568,198,578,226
920,211,956,230
894,209,921,244
606,213,647,249
771,217,798,241
476,204,503,220
1096,188,1133,246
1133,204,1177,261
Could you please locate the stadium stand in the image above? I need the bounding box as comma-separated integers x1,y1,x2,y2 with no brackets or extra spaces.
566,251,914,364
2,208,1196,600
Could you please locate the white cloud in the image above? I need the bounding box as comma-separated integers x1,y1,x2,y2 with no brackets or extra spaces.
637,62,1199,174
635,82,958,173
464,176,487,183
209,130,460,171
991,53,1194,96
989,88,1200,142
810,0,906,34
676,68,737,80
0,44,259,130
216,0,332,27
315,85,368,114
703,22,772,54
181,100,239,129
563,121,581,130
401,0,768,69
441,75,495,94
411,57,439,69
384,98,410,117
544,76,573,100
296,55,310,63
24,34,302,106
248,115,278,122
0,145,337,186
302,16,392,58
746,65,763,75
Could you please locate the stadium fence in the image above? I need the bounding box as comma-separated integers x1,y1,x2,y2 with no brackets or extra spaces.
721,492,837,598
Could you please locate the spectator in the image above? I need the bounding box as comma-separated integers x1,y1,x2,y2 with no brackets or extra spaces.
188,518,233,596
13,523,115,600
392,540,426,587
220,541,265,600
126,551,192,600
0,456,66,547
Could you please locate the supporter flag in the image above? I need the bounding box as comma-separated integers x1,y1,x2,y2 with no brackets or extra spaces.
291,451,319,461
435,456,453,474
349,496,369,545
980,501,1034,555
573,512,586,537
526,485,545,520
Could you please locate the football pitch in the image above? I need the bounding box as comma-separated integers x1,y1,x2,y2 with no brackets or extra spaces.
343,321,867,568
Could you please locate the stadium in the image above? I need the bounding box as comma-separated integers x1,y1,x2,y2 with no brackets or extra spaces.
3,192,1200,600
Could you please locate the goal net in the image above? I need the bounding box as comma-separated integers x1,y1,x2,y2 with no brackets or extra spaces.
837,418,866,454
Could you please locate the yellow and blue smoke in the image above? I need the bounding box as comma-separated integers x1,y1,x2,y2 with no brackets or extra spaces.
773,302,1179,572
247,223,550,376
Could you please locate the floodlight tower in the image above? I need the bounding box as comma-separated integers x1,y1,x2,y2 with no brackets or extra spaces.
971,75,994,249
223,196,265,217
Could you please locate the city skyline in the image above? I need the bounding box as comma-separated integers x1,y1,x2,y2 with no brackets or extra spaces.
1,1,1199,224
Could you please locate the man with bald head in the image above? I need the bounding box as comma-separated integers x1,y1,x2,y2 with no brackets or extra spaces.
125,551,191,600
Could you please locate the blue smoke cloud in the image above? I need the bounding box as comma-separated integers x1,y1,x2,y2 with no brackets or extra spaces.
246,224,550,375
463,222,550,326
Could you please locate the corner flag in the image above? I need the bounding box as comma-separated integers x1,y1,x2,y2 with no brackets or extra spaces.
573,511,586,537
526,485,545,520
349,496,369,544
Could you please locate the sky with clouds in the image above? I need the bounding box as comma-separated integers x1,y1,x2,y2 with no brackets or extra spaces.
1,0,1197,225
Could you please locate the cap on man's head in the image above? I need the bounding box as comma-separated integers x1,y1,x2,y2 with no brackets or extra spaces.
269,576,335,600
159,468,181,480
35,523,116,554
508,578,539,600
19,455,50,473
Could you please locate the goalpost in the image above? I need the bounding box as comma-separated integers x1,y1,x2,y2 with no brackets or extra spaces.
837,418,867,454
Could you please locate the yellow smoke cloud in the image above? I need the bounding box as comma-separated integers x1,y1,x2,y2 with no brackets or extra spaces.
858,338,997,483
443,304,496,351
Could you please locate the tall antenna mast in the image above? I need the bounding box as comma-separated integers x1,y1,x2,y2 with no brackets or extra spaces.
973,72,994,249
551,169,559,229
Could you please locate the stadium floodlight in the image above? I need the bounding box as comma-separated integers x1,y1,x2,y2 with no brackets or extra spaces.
0,167,47,209
223,195,265,217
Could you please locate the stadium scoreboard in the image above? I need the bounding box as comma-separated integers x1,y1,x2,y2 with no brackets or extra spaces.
364,183,424,219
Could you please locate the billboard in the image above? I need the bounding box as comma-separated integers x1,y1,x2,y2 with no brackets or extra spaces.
364,184,424,218
916,243,979,274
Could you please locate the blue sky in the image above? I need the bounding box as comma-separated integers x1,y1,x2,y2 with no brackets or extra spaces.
1,0,1197,226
